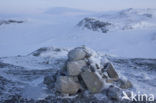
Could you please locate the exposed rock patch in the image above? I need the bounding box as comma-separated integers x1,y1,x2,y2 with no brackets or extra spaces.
78,17,112,33
0,19,24,26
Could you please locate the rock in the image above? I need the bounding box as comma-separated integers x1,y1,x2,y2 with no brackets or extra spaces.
68,47,87,61
0,62,11,68
72,76,79,82
106,63,119,79
78,17,112,33
107,86,121,100
0,19,24,26
55,76,80,94
67,60,87,76
102,73,108,79
90,65,96,72
118,79,133,89
43,75,56,89
106,78,118,83
31,47,66,57
80,70,104,93
101,68,106,73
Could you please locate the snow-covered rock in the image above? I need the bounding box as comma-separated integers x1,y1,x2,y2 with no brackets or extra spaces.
52,46,129,95
106,86,121,100
117,79,133,89
55,76,81,94
68,47,88,61
80,69,104,93
30,47,68,58
67,60,87,76
106,63,119,79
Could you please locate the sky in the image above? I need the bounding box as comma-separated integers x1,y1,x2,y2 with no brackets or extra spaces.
0,0,156,14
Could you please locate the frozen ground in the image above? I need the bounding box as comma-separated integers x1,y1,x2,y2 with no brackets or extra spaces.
0,47,156,102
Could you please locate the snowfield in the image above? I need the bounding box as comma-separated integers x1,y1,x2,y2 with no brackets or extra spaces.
0,8,156,58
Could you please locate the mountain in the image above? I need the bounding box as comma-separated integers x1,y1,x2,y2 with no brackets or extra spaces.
78,8,156,33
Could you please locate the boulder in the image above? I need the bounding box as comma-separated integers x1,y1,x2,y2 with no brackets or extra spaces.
68,47,87,61
106,63,119,79
118,79,133,89
72,76,79,82
107,86,121,100
43,75,56,89
67,60,87,76
80,70,104,93
55,76,80,94
106,78,118,83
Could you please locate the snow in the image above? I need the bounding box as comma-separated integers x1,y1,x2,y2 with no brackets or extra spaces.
0,47,156,101
109,57,156,98
0,48,67,100
0,1,156,101
0,8,156,58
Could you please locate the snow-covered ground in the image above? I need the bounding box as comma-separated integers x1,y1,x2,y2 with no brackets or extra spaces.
0,5,156,102
0,8,156,58
0,47,156,102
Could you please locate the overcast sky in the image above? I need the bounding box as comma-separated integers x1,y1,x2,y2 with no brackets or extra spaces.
0,0,156,14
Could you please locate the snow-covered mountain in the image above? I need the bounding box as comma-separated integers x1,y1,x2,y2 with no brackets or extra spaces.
78,8,156,33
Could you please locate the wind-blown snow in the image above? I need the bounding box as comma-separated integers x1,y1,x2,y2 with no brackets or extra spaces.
0,47,156,101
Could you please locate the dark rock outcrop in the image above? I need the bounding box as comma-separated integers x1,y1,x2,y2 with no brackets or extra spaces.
78,17,112,33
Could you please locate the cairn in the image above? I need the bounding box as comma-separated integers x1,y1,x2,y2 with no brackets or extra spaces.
44,46,132,96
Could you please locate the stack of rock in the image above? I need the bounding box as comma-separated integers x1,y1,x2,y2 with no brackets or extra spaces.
44,46,133,96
